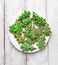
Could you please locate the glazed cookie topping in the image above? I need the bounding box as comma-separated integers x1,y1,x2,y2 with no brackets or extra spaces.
9,10,51,51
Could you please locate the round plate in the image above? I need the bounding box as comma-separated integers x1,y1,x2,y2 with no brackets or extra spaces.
8,31,50,53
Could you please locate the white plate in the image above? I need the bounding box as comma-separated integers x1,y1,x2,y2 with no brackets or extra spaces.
8,31,50,53
8,12,51,53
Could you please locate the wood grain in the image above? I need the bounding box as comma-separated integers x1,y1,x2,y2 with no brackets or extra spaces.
47,0,58,65
2,0,58,65
5,0,26,65
0,0,4,65
26,0,49,65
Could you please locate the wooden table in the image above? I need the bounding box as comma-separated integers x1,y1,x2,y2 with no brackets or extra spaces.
0,0,58,65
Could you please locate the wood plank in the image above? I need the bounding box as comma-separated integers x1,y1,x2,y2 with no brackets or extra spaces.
26,0,49,65
47,0,58,65
0,0,4,65
5,0,26,65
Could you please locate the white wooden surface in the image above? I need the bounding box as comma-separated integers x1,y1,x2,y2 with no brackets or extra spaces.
47,0,58,65
0,0,4,65
5,0,26,65
0,0,58,65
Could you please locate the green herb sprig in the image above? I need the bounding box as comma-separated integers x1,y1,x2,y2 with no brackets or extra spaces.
21,18,32,27
21,43,36,51
33,12,46,26
43,23,51,36
37,36,45,48
18,10,31,20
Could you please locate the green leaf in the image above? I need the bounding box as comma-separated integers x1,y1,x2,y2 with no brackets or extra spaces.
25,38,34,45
9,25,15,32
14,33,20,38
38,17,46,26
18,35,25,43
18,10,31,20
26,24,32,28
43,23,51,36
21,44,29,51
24,28,31,37
15,21,21,32
33,12,46,26
37,36,45,48
21,43,36,51
35,27,42,36
29,46,36,51
21,18,32,27
30,27,36,38
33,12,39,20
